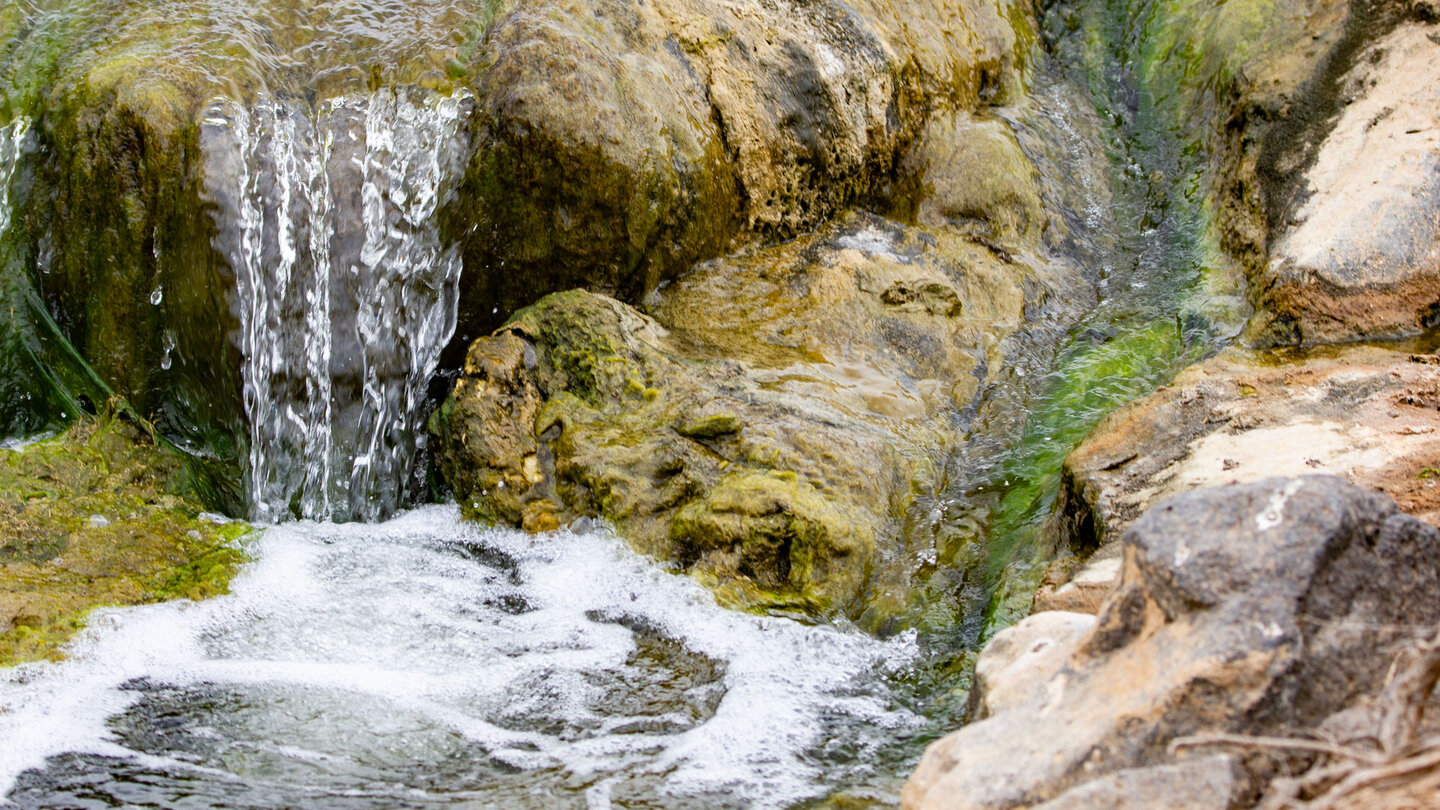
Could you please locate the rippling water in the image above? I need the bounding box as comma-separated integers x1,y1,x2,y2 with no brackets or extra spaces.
0,507,924,809
4,0,493,101
0,119,23,236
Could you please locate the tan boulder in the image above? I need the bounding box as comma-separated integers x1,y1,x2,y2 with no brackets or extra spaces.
904,477,1440,810
1249,22,1440,345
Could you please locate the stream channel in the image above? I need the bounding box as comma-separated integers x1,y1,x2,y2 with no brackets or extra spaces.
0,0,1243,806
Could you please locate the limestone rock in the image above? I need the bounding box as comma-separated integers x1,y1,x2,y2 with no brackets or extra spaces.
433,212,1069,619
443,0,1039,346
1058,345,1440,563
1251,21,1440,345
903,477,1440,810
1031,554,1120,615
895,112,1046,242
971,611,1095,721
1025,757,1240,810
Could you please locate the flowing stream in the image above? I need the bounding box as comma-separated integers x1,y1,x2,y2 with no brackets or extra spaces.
0,508,921,809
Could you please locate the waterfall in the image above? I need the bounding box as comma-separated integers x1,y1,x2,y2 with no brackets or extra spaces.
201,89,471,523
0,118,27,237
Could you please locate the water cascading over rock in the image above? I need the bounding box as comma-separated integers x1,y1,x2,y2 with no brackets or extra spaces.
0,119,23,234
201,89,471,523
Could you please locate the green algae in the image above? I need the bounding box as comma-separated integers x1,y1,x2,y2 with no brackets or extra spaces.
976,317,1209,633
0,415,250,667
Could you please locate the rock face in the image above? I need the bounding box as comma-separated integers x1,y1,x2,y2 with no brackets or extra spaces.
903,477,1440,810
431,212,1082,618
454,0,1034,343
1248,19,1440,345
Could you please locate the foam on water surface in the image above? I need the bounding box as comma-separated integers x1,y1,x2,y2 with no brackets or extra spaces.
0,507,922,809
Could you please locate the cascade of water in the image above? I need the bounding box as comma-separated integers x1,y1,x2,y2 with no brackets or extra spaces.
0,118,28,237
0,508,922,808
202,89,470,523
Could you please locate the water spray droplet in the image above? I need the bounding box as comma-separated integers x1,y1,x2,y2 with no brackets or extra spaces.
160,331,177,371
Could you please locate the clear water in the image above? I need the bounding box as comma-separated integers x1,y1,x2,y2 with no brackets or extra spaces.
202,90,470,523
0,0,494,108
0,507,924,809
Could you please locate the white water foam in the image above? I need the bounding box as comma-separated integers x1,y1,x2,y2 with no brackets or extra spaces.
0,508,920,808
202,90,470,523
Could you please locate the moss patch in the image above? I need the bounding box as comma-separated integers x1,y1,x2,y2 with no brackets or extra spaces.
0,415,249,667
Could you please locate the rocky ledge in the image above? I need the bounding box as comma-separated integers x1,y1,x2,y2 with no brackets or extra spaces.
1037,343,1440,615
429,211,1084,623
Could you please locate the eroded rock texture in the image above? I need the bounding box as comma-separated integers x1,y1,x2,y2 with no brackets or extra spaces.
432,212,1084,619
905,477,1440,810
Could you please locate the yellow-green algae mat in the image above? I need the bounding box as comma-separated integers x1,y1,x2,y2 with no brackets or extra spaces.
0,416,249,667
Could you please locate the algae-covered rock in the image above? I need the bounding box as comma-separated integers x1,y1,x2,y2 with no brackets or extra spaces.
446,0,1040,346
0,415,249,667
433,212,1072,619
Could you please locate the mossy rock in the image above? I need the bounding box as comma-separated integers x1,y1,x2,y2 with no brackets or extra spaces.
432,212,1086,623
0,415,250,667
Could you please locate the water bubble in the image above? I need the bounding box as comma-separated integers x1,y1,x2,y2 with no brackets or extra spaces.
150,286,163,305
87,515,110,529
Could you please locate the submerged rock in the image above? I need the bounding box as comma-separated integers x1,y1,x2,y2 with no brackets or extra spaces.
432,212,1080,619
904,477,1440,809
0,416,249,667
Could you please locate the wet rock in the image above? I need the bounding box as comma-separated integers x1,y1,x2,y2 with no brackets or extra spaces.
893,112,1046,243
0,416,249,666
903,477,1440,810
2,0,1037,505
1249,21,1440,345
433,212,1073,619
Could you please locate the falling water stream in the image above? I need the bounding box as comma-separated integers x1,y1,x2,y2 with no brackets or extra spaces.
0,119,22,236
0,0,1255,805
202,89,471,523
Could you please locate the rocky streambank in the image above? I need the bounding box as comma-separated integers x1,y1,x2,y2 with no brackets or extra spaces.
904,0,1440,807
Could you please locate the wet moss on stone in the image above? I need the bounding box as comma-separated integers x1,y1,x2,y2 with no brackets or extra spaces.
0,414,250,667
